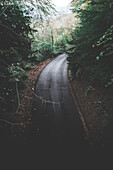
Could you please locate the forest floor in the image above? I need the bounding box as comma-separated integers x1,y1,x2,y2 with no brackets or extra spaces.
68,72,103,149
68,71,113,150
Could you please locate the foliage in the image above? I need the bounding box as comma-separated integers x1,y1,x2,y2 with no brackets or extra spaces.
54,34,67,54
31,19,71,62
95,25,113,87
8,64,28,83
67,0,113,87
31,32,53,63
0,0,56,20
0,3,32,115
67,0,113,148
0,0,55,116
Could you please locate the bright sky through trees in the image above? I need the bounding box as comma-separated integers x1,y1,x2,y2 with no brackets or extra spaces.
52,0,72,7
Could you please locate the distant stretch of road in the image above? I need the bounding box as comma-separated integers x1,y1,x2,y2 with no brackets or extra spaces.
32,53,88,149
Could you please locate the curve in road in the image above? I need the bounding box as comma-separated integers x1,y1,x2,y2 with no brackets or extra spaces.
31,53,89,149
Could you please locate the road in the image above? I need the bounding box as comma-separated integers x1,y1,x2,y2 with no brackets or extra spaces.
31,53,89,149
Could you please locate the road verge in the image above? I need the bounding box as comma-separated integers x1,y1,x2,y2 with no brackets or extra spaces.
0,56,57,142
67,70,102,148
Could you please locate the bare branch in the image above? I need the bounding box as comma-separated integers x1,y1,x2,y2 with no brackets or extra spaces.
0,119,31,126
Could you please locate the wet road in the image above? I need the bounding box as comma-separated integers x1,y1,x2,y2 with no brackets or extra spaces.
31,53,89,149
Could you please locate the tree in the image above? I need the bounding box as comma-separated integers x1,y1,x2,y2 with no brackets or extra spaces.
67,0,113,149
0,3,32,114
0,0,55,20
67,0,113,86
0,0,55,115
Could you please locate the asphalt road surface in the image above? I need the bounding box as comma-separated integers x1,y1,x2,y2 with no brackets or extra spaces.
31,53,90,150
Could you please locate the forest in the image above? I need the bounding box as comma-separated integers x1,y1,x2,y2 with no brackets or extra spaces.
0,0,113,150
67,0,113,149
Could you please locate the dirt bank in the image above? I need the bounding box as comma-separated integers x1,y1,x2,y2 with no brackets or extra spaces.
68,71,104,149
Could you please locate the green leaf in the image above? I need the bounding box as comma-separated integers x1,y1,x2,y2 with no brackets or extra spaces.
96,56,100,61
100,51,104,56
15,78,20,82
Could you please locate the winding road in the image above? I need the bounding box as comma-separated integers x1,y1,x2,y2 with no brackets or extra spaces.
31,53,89,149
